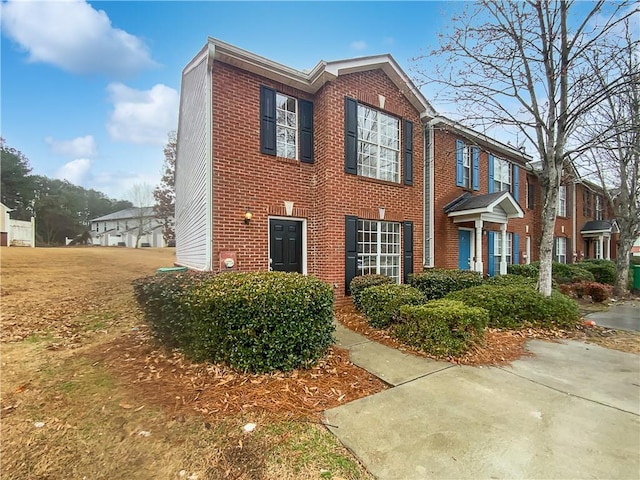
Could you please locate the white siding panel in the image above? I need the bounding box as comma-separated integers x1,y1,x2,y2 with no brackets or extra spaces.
175,55,212,270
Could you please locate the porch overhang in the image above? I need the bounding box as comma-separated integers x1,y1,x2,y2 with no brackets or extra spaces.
580,220,617,237
444,191,524,224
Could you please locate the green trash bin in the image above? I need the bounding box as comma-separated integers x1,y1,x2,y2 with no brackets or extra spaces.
633,265,640,290
156,266,188,275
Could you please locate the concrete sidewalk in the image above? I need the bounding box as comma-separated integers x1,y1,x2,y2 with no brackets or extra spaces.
327,323,640,479
585,300,640,332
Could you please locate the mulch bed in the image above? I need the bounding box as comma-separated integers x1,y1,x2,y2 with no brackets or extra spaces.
87,326,388,421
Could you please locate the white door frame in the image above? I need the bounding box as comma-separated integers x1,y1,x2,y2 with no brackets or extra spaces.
267,216,307,275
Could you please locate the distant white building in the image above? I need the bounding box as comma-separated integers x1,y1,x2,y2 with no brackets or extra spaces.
90,207,168,248
1,202,36,247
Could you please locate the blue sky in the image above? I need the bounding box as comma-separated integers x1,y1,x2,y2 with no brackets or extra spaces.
2,0,460,200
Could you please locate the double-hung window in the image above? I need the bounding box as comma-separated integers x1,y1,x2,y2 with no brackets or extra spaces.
557,185,567,217
275,93,297,159
462,146,472,188
493,231,513,272
357,105,400,182
594,239,602,259
260,86,314,163
595,195,603,220
493,158,511,192
554,237,567,263
357,220,401,283
583,190,592,217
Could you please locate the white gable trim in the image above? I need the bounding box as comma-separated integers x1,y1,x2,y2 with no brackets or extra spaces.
448,191,524,220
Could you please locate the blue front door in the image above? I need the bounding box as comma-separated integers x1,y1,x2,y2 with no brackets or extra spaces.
458,230,471,270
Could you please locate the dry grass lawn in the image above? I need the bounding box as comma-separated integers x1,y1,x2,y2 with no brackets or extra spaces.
0,247,376,480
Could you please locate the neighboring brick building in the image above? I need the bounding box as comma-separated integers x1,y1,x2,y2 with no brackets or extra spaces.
175,38,618,303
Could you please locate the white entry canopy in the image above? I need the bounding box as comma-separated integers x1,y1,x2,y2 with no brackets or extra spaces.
444,191,524,224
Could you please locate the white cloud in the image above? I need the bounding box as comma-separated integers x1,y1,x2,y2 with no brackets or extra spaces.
55,158,92,185
1,0,156,77
91,170,160,200
350,40,367,51
46,135,97,158
106,83,179,145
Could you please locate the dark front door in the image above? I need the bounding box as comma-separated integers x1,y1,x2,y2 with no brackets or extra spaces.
269,219,303,273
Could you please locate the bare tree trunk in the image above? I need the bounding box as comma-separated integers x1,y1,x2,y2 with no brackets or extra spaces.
615,238,632,296
538,166,561,296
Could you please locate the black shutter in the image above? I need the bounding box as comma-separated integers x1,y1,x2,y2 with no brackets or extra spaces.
345,215,358,295
260,85,276,155
403,221,414,284
527,181,535,209
344,97,358,174
299,99,314,163
403,120,414,185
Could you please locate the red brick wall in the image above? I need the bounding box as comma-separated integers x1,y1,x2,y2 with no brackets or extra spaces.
210,62,423,303
431,127,534,273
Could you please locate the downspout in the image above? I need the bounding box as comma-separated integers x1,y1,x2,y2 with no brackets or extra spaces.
424,119,436,268
572,179,577,263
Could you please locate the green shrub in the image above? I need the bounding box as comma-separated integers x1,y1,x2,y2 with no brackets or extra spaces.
409,269,483,300
578,259,616,285
349,274,393,310
551,263,595,285
484,274,538,288
446,284,579,329
360,284,426,328
507,263,539,278
394,300,488,357
133,271,334,373
132,271,215,348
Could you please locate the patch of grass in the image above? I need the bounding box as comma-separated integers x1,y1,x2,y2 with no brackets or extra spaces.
79,312,117,331
261,420,369,479
23,331,55,343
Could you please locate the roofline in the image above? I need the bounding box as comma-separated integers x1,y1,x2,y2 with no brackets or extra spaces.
428,116,533,165
447,191,524,219
186,37,436,117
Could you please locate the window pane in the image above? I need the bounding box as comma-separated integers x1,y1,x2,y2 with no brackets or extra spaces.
357,105,399,182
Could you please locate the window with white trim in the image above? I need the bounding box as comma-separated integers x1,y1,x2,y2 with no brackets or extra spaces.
357,105,400,182
594,238,602,259
595,195,603,220
557,185,567,217
555,237,567,263
494,231,513,265
357,220,401,283
462,146,472,189
493,157,511,192
276,93,297,159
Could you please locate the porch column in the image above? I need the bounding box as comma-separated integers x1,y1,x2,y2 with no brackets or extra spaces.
500,223,508,275
599,234,605,260
526,236,531,265
605,236,611,260
475,220,484,274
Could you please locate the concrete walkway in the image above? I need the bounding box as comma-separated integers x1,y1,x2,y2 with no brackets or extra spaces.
327,322,640,479
585,300,640,332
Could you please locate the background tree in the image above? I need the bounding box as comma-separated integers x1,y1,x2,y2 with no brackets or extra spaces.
153,131,176,243
574,19,640,295
1,138,36,220
413,0,635,296
127,182,155,248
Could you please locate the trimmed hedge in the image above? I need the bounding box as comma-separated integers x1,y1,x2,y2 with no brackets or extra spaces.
349,274,393,311
395,300,488,357
507,263,539,278
508,261,595,285
484,274,539,288
360,284,426,328
409,269,483,300
578,259,616,285
133,271,334,373
132,270,215,348
446,284,580,329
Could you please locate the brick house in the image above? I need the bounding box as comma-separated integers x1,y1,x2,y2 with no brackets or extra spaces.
174,38,617,303
175,38,433,303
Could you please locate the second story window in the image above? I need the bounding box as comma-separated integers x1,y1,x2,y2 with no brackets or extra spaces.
557,185,567,217
493,157,511,192
526,180,535,209
595,195,603,220
357,105,400,183
583,190,592,217
456,140,479,190
260,85,314,163
345,97,414,186
276,93,297,159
